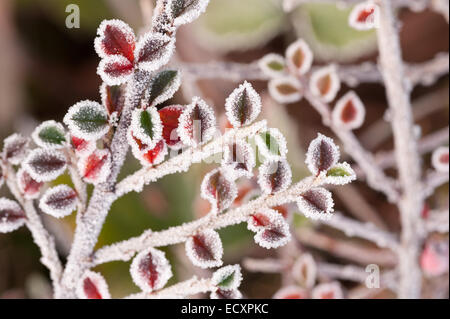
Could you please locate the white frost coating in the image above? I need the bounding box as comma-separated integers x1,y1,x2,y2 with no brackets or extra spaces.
222,140,255,179
39,185,78,218
200,168,238,213
77,149,111,185
145,70,182,107
23,149,67,183
130,247,173,293
311,281,343,299
348,1,380,31
211,264,242,291
135,33,175,73
324,162,357,185
177,97,217,147
76,270,111,299
296,187,334,220
332,91,366,130
0,198,25,233
247,207,283,233
130,107,163,149
253,215,290,249
431,146,449,173
94,19,135,60
273,285,308,299
64,100,110,141
305,133,340,176
257,158,292,195
185,229,224,269
268,76,302,104
17,167,42,200
2,133,29,165
258,53,286,78
31,120,67,149
285,39,313,76
255,127,288,161
224,81,262,128
71,135,96,158
291,253,317,289
309,65,341,103
210,288,242,299
170,0,210,27
97,54,134,86
127,129,168,167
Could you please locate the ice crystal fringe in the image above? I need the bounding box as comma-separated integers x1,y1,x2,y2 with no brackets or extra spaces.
332,91,366,130
305,133,340,176
224,81,262,128
247,207,283,233
211,264,243,291
268,76,302,104
253,216,291,249
2,133,30,165
258,53,286,78
135,33,175,73
185,229,224,268
257,158,292,195
130,247,173,293
77,149,111,185
431,146,449,173
285,39,313,76
94,19,136,61
70,135,96,157
23,148,67,183
324,162,357,185
348,1,380,31
0,198,26,233
39,185,78,218
97,54,134,85
76,270,111,299
296,187,334,220
17,167,43,200
144,69,182,107
32,120,67,149
130,107,163,149
169,0,210,27
309,65,341,103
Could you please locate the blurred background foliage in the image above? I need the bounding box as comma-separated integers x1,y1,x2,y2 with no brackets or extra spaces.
0,0,448,298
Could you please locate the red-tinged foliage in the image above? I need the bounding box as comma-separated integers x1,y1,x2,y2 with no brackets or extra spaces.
159,105,184,147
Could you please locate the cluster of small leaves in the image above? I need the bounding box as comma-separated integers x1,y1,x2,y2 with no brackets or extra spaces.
273,253,343,299
259,39,366,130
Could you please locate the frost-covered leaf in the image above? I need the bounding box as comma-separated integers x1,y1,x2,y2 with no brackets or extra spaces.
255,128,288,161
135,33,175,73
258,53,286,78
170,0,210,26
325,162,356,185
159,105,185,149
292,253,317,289
311,282,343,299
222,141,255,178
94,19,136,62
23,149,67,183
100,83,126,116
212,265,242,291
97,54,134,85
39,185,78,218
297,187,334,220
178,97,216,147
130,107,163,149
145,70,181,107
71,135,96,157
247,207,283,233
201,168,237,213
254,216,290,249
431,146,449,173
225,81,261,128
128,129,168,167
420,238,449,277
17,168,43,200
258,159,292,194
285,39,313,76
348,1,379,31
0,198,26,233
305,133,339,176
2,133,29,165
268,76,302,104
130,247,173,292
64,100,110,141
78,149,111,185
76,271,111,299
332,91,366,130
273,286,309,299
32,120,67,149
211,288,242,299
185,229,223,268
309,65,341,103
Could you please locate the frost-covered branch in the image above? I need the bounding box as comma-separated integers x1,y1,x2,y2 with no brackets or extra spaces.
423,170,449,198
422,209,449,234
376,0,425,298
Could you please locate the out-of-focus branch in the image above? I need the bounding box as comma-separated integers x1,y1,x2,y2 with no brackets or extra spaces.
423,170,449,198
422,209,449,234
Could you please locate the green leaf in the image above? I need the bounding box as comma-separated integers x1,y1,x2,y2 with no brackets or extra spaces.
147,70,178,105
268,61,284,71
140,109,154,139
38,126,66,146
218,272,235,288
327,166,351,177
71,105,108,133
259,131,280,156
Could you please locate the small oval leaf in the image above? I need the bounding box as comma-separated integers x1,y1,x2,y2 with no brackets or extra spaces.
76,270,111,299
225,81,262,128
2,133,29,165
185,229,224,268
212,265,243,291
94,19,136,62
0,198,26,233
285,39,313,76
78,149,111,185
258,159,292,195
332,91,366,130
268,76,302,104
23,149,67,183
17,167,43,200
255,128,288,161
309,65,341,103
201,168,238,213
130,107,163,149
297,187,334,220
39,185,78,218
258,53,286,78
159,105,185,149
305,133,340,176
145,70,181,107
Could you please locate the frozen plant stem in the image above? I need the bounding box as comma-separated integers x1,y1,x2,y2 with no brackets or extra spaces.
376,0,424,299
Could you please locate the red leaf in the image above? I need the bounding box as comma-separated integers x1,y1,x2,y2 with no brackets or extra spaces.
77,271,110,299
186,230,223,268
142,139,167,165
79,149,111,184
101,84,125,115
201,169,237,212
130,248,172,292
158,105,184,149
18,168,43,200
95,20,136,62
